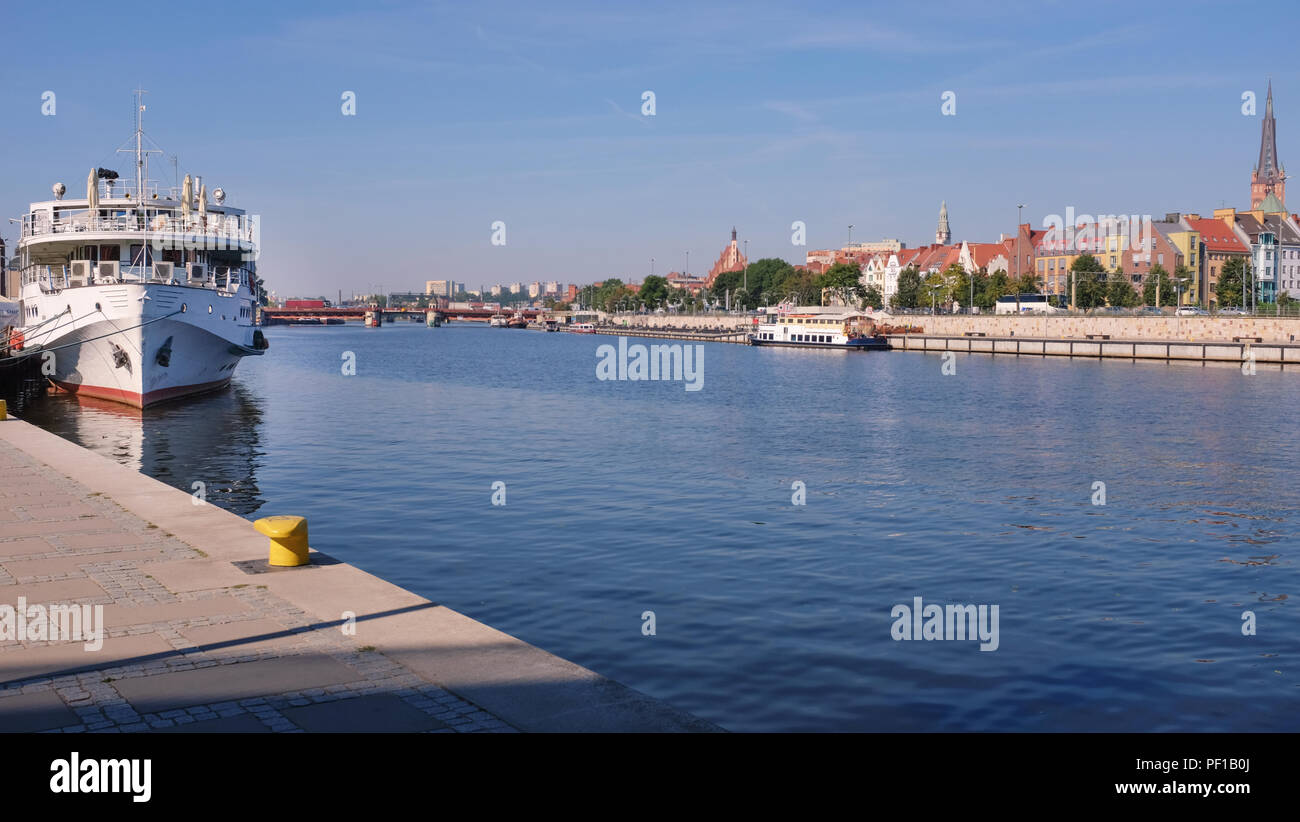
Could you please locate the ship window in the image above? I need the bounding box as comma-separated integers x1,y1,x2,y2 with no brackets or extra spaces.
181,303,187,313
208,305,213,313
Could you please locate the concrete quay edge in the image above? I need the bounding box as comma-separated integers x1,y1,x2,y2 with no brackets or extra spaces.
0,416,722,733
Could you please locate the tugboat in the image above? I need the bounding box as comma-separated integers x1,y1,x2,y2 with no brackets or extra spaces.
12,92,267,408
506,313,528,329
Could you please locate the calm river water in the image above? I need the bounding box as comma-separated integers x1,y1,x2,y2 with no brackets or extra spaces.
22,322,1300,731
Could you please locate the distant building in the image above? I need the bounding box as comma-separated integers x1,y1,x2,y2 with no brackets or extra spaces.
528,281,541,298
706,227,747,286
1216,205,1300,304
386,291,423,307
565,284,578,302
960,242,1010,275
667,270,707,295
1186,215,1250,307
426,280,458,297
844,239,903,255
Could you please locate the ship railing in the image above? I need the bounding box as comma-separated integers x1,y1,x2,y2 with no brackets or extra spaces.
21,213,255,245
18,262,255,291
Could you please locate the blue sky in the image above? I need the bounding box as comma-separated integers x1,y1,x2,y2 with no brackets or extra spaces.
1,0,1295,297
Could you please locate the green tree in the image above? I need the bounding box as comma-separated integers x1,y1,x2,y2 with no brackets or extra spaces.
970,270,993,310
1014,273,1039,295
1106,269,1139,308
862,285,883,309
740,258,796,306
1215,257,1247,309
1068,254,1108,309
923,270,948,311
816,261,864,306
1141,264,1175,307
892,266,922,309
639,275,669,308
984,270,1011,307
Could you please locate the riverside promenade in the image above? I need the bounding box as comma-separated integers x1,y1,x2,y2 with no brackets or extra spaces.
0,417,720,733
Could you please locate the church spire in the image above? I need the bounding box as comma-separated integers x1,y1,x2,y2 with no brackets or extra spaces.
936,201,951,245
1251,80,1286,209
1258,81,1280,178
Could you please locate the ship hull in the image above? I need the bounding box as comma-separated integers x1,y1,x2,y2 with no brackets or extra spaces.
20,283,262,409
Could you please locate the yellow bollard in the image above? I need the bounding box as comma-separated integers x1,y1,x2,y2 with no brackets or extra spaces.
254,515,310,567
0,399,6,420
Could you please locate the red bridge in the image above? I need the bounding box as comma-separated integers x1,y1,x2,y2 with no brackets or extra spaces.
262,307,542,323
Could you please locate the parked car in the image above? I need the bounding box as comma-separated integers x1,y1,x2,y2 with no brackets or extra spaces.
1175,306,1208,316
1216,308,1249,316
1140,306,1164,315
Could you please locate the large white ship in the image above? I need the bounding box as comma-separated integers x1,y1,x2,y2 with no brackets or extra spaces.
13,93,267,408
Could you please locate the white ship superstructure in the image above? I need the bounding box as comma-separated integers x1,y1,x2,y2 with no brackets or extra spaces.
15,93,266,407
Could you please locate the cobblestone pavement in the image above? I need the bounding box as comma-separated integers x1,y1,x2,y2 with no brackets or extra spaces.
0,442,516,733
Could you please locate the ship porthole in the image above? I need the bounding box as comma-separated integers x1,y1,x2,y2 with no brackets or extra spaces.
181,303,187,313
208,305,213,313
95,302,102,311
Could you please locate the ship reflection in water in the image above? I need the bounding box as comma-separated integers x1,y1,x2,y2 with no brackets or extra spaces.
22,383,266,516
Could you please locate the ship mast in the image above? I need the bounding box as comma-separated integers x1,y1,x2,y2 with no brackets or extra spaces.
136,89,150,200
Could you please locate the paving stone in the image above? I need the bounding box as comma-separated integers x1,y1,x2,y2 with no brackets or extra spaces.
0,633,173,684
2,549,167,580
99,596,252,629
151,713,270,733
112,655,362,714
0,538,56,558
178,619,301,656
2,518,124,538
57,532,158,550
0,690,81,732
279,693,450,733
0,577,108,606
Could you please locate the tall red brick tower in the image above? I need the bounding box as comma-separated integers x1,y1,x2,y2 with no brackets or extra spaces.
1251,81,1286,209
706,227,747,285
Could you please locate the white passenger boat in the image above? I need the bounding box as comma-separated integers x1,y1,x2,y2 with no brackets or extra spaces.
13,93,266,408
748,310,890,350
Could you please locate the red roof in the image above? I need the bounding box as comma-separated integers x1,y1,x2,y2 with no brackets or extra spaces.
967,242,1008,268
896,248,924,267
1185,218,1248,253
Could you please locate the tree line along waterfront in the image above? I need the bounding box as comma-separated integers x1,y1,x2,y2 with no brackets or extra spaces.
567,255,1296,316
